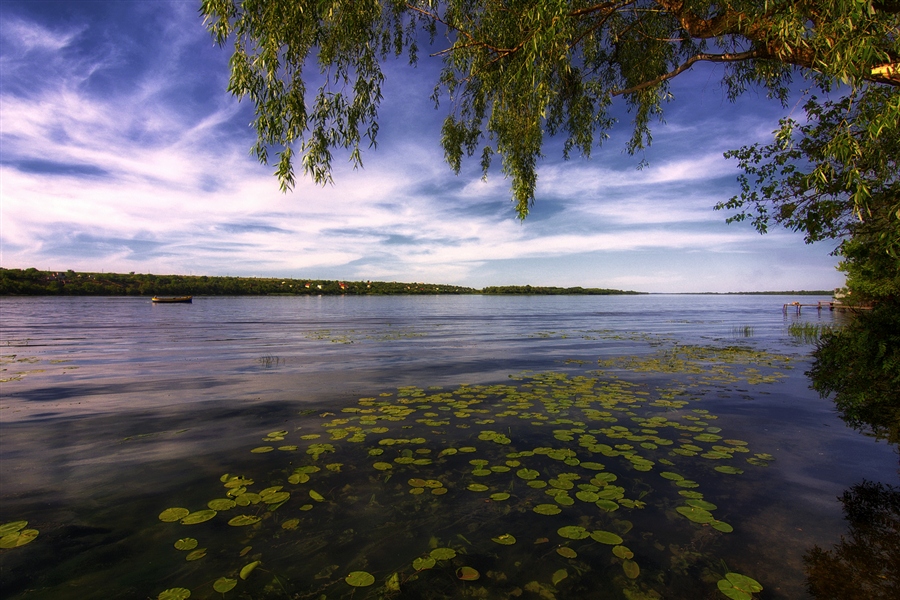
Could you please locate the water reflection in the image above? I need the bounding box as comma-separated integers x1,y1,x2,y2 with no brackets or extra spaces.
2,295,896,600
808,302,900,446
805,481,900,599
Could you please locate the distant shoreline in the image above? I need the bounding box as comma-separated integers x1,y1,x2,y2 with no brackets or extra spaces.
0,268,833,297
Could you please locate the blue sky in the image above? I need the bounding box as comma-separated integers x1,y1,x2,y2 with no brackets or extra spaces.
0,1,845,292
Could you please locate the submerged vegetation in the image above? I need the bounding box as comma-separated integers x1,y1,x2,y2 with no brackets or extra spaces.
787,322,837,344
143,343,791,600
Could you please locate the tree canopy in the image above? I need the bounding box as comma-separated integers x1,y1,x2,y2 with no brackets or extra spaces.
200,0,899,217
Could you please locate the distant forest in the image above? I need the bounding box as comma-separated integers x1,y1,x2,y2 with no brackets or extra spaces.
0,268,643,296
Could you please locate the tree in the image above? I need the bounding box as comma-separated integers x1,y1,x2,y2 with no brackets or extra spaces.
718,86,899,303
200,0,899,218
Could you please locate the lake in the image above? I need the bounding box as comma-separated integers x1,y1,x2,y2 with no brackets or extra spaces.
0,295,896,599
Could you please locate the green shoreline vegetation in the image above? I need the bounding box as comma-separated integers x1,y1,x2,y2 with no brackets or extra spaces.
0,268,644,297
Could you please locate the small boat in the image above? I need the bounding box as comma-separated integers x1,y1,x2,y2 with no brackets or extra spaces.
151,295,193,303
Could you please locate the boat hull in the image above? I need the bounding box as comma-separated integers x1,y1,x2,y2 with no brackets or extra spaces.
151,296,193,303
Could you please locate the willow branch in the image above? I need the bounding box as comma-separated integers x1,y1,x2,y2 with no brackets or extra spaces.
613,49,762,96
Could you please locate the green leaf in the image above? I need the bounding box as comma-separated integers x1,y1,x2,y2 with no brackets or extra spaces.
213,578,237,593
590,530,623,545
158,588,191,600
240,560,260,580
180,510,216,525
345,571,375,587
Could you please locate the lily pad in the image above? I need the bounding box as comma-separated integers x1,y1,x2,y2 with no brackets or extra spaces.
714,465,744,475
185,548,207,561
595,499,620,512
556,547,577,558
717,572,763,599
557,526,590,540
467,483,489,492
491,533,516,545
0,529,38,549
158,508,190,523
158,588,191,600
676,505,715,524
346,571,376,587
181,510,216,525
712,520,734,533
686,499,718,511
174,538,198,551
309,490,325,502
490,492,510,501
579,461,605,470
413,556,436,570
228,515,261,527
0,521,27,536
516,468,540,480
590,530,623,545
240,560,260,580
622,559,640,579
430,547,457,560
533,504,562,515
456,566,480,581
552,568,568,586
207,499,236,511
213,578,237,593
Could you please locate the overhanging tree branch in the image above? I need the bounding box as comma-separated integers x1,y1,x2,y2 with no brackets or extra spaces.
613,50,763,96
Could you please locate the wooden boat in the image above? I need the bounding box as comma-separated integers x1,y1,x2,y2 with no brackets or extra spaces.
151,295,193,303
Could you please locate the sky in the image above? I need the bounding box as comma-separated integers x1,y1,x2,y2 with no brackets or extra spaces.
0,1,846,293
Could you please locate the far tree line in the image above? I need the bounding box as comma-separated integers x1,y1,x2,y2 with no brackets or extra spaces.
0,268,647,296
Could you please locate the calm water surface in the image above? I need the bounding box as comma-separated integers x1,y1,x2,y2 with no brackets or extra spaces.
0,295,896,599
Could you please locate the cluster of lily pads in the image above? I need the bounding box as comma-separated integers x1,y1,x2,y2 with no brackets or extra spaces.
0,521,38,549
155,344,784,599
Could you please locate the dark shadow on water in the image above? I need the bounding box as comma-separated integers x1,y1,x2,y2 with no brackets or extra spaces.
5,377,233,402
805,481,900,599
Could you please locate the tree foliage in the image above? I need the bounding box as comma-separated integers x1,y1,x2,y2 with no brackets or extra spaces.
718,85,899,303
0,268,478,296
200,0,900,218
